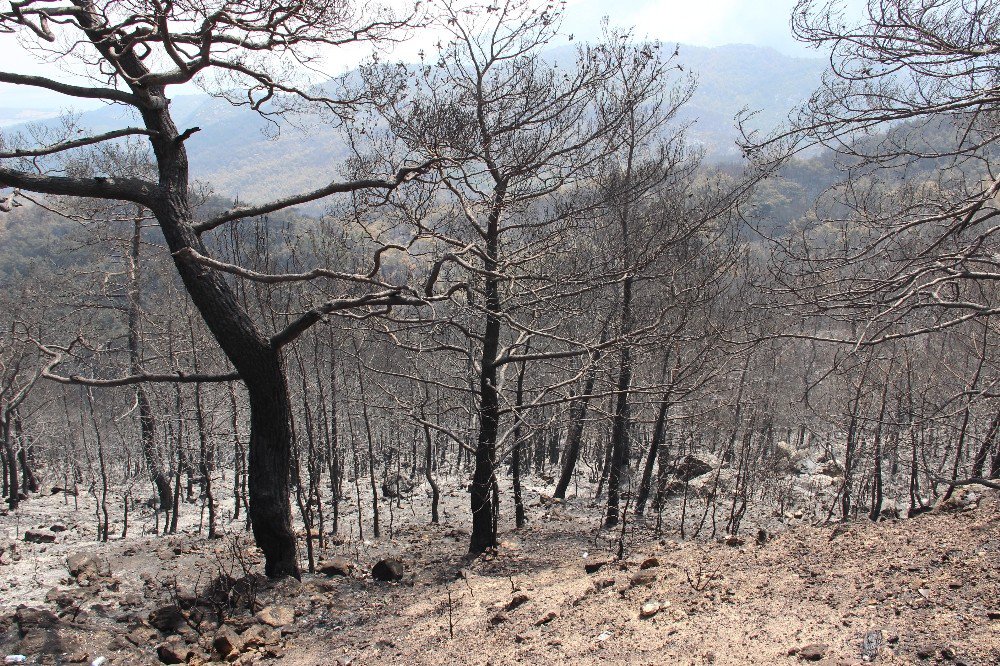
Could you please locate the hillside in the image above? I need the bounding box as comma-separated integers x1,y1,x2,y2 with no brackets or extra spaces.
0,44,823,206
1,482,997,665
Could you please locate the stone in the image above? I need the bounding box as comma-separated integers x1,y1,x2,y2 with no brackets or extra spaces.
241,623,280,647
488,612,508,626
156,637,193,664
149,605,186,634
861,629,883,661
506,593,529,611
639,557,659,570
639,602,660,618
49,524,67,533
534,611,557,626
381,474,415,499
371,558,405,582
673,455,712,482
256,605,295,627
584,560,607,574
798,644,828,661
817,460,843,477
212,625,243,659
23,530,56,544
15,607,60,631
630,570,656,587
724,535,745,547
317,556,353,577
67,553,111,580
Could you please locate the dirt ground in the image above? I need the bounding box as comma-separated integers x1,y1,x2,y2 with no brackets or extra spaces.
1,481,998,665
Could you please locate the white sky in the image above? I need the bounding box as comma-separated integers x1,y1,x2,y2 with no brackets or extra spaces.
0,0,832,111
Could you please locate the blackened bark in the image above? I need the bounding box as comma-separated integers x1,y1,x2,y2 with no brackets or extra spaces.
139,86,298,578
3,414,17,510
470,180,507,555
554,327,607,499
128,216,173,511
511,356,528,528
422,420,440,524
605,274,634,528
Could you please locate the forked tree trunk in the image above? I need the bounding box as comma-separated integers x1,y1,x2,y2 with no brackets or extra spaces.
113,73,301,576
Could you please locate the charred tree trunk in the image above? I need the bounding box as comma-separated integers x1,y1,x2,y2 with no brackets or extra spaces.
470,180,507,555
635,350,676,516
605,274,634,529
3,413,18,510
127,215,173,511
554,327,606,499
133,86,298,577
511,355,528,529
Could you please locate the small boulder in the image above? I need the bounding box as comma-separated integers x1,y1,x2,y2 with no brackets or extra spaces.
67,553,111,580
639,557,660,570
534,610,557,626
156,637,193,664
23,530,56,544
630,570,656,588
724,535,745,547
797,643,828,661
506,593,530,611
584,560,607,575
241,623,280,647
318,556,353,577
256,605,295,627
15,607,60,632
372,558,405,582
213,625,243,659
149,605,186,634
639,601,660,618
673,455,712,482
49,524,68,533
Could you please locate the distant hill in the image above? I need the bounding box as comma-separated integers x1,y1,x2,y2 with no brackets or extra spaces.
0,44,824,208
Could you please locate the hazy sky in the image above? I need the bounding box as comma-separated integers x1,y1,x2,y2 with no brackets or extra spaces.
0,0,823,111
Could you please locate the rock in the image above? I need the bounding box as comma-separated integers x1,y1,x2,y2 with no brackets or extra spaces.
724,535,745,547
639,557,659,570
534,610,557,626
879,501,901,520
149,604,186,633
156,637,193,664
775,441,794,461
915,644,938,659
15,607,60,632
256,605,295,627
23,530,56,544
639,601,660,618
49,524,67,533
241,623,280,647
371,558,405,582
67,553,111,580
756,528,769,545
213,625,243,659
381,474,415,499
674,455,712,481
584,560,607,574
506,593,529,611
817,460,844,477
317,556,353,577
488,612,508,626
861,629,883,661
630,570,656,588
797,643,828,661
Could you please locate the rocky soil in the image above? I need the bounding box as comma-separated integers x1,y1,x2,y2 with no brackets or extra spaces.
0,482,997,665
